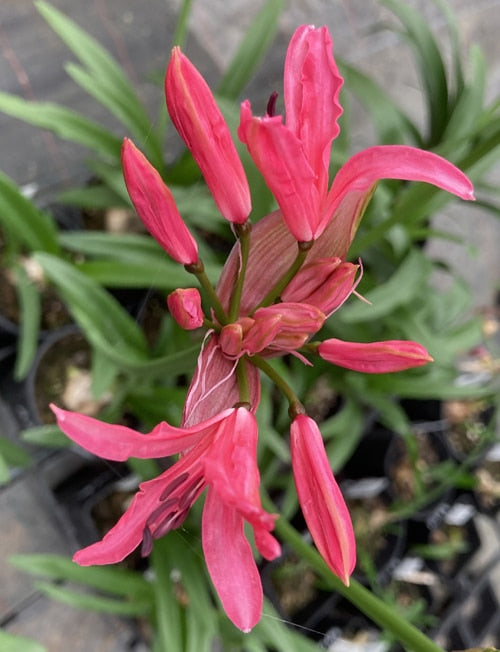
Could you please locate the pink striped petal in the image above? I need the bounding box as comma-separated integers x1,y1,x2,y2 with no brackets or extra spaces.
291,415,356,584
121,138,198,264
318,338,433,373
166,48,251,224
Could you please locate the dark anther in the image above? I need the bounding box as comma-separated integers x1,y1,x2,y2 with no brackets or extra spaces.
177,476,204,510
159,472,189,501
266,91,279,117
141,526,153,557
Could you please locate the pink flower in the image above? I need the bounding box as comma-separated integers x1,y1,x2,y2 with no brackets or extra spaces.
238,25,474,242
167,288,204,330
51,404,280,633
121,138,198,265
318,339,433,373
166,47,251,224
291,414,356,584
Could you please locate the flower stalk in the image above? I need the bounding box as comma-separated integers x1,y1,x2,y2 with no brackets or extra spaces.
265,494,446,652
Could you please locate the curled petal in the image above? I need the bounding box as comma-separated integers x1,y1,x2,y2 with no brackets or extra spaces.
166,48,251,224
319,145,475,246
238,101,320,241
285,25,343,198
167,288,204,330
291,415,356,584
121,138,198,264
318,338,434,373
202,489,263,632
51,404,232,460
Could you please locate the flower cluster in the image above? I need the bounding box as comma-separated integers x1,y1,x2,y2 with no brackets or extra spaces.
52,25,474,632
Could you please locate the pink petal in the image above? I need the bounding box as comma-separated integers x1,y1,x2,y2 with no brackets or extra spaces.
318,338,434,373
166,48,251,224
202,488,263,632
291,415,356,584
73,472,169,565
285,25,343,198
281,259,359,316
182,336,261,426
51,404,232,459
319,144,475,244
238,101,320,241
167,287,204,330
121,138,198,264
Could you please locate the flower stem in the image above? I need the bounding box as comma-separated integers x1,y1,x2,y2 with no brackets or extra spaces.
254,240,313,309
228,221,252,322
235,358,251,405
249,355,303,416
185,259,228,325
264,494,445,652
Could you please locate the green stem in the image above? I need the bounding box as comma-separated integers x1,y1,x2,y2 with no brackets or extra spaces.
250,355,303,415
228,221,252,322
254,240,313,310
235,358,251,405
185,259,228,325
264,495,445,652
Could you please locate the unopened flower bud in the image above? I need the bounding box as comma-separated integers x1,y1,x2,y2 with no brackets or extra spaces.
167,288,203,330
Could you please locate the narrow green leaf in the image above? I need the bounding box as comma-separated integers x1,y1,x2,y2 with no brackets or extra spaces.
339,60,420,145
9,554,151,596
76,259,192,290
340,249,430,323
13,265,41,381
217,0,285,100
0,172,59,254
0,92,121,159
34,581,152,616
0,630,47,652
34,253,149,359
383,0,449,144
0,437,32,469
57,185,127,210
35,1,163,170
21,424,71,448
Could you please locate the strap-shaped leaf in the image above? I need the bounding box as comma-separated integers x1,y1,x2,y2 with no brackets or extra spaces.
217,0,285,100
13,264,41,381
0,172,59,254
35,1,163,171
0,92,121,160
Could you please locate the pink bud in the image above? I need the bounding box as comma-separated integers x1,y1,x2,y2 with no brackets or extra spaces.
122,139,198,265
166,48,251,224
318,338,434,373
167,288,203,330
220,322,245,357
281,258,359,316
291,414,356,584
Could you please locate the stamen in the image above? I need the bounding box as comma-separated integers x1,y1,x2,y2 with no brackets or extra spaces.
141,526,153,557
153,507,190,539
266,91,279,117
159,472,190,501
146,498,179,527
177,476,204,510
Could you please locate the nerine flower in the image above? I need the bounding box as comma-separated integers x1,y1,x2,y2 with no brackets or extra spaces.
52,405,279,633
54,23,476,631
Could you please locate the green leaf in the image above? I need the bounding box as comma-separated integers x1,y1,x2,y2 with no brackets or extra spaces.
35,1,163,171
383,0,449,144
34,582,152,616
339,60,420,145
0,437,32,484
217,0,285,100
9,554,151,597
13,264,41,381
340,249,430,323
57,185,127,210
0,630,47,652
21,424,71,448
0,172,59,254
0,92,121,160
34,253,149,364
